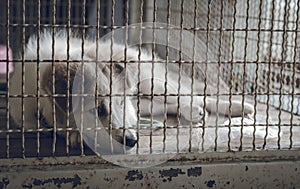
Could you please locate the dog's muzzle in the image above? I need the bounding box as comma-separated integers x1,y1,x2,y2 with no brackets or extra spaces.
118,129,137,148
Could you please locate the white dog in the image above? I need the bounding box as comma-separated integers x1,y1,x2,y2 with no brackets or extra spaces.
9,31,254,152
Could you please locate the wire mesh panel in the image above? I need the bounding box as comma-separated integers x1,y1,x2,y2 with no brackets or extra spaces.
0,0,299,173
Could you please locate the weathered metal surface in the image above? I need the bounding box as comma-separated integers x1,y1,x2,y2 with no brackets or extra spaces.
0,159,300,188
0,150,300,168
0,150,300,188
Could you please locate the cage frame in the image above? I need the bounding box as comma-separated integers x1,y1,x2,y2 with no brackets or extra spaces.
0,0,300,188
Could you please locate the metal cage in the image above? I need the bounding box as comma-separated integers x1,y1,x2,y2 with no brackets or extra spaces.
0,0,300,188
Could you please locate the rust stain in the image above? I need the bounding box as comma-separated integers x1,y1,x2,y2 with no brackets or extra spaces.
205,180,216,188
159,168,185,182
22,174,81,188
125,170,143,181
187,167,202,177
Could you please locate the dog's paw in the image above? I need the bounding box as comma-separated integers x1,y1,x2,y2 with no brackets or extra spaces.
181,105,205,123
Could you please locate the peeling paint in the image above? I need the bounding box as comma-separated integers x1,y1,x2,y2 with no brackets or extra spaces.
125,170,143,181
187,167,202,177
22,174,81,188
159,168,185,181
205,180,216,188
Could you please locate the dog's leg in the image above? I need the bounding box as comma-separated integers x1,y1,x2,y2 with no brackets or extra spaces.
139,97,206,124
138,79,206,122
205,97,254,117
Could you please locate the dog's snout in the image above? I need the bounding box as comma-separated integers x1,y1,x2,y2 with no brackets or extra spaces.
125,136,137,148
120,130,137,148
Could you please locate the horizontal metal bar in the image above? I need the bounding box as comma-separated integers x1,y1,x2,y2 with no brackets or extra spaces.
0,150,300,167
2,23,300,32
2,59,300,65
0,123,298,134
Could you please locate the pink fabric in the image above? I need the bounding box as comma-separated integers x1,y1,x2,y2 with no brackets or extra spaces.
0,45,13,75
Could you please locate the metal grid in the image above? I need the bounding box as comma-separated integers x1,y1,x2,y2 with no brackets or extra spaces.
0,0,299,173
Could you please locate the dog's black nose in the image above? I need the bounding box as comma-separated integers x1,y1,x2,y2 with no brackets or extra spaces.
120,130,137,148
125,136,137,148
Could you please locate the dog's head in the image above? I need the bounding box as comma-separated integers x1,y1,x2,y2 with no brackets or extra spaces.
42,55,138,153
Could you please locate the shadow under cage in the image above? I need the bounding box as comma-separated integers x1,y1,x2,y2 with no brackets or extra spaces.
0,0,300,188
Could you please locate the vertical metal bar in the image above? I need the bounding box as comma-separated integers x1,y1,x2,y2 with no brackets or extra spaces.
36,0,41,157
239,0,250,151
149,0,157,154
94,0,100,153
163,0,171,153
282,2,291,62
176,0,184,153
65,0,71,155
123,0,129,153
79,39,85,156
202,0,212,152
51,0,57,155
290,0,299,149
215,0,224,152
21,0,26,158
263,0,275,150
278,0,289,149
136,0,144,154
109,0,115,154
80,0,87,156
253,0,263,150
189,0,197,153
228,0,237,152
162,1,169,154
6,0,10,158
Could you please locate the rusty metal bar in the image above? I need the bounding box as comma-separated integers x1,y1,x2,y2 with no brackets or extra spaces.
36,0,41,157
135,0,144,155
65,0,71,155
189,0,197,152
162,0,171,153
93,0,101,153
228,0,237,152
21,0,26,158
253,0,264,150
290,0,300,149
51,0,57,156
201,0,211,152
5,0,10,159
215,0,224,152
263,0,275,150
278,0,289,149
239,0,250,151
149,0,157,154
